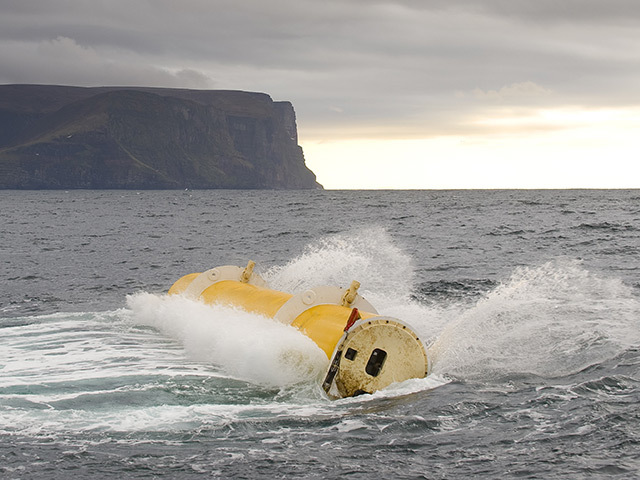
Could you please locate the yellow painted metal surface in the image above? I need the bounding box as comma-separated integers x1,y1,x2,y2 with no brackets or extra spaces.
168,273,200,295
200,280,292,319
291,304,376,358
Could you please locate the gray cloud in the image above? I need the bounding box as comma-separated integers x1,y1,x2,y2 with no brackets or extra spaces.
386,0,640,23
1,0,639,138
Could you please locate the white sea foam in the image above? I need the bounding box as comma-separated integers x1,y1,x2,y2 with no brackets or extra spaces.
0,399,334,435
262,228,462,349
126,292,328,388
428,259,640,380
265,226,415,301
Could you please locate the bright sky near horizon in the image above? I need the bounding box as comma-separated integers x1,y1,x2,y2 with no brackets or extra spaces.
1,1,639,189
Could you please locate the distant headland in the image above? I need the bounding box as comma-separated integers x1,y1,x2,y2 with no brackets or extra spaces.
0,84,322,189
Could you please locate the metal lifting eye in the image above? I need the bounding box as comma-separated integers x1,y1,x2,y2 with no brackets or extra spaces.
365,348,387,377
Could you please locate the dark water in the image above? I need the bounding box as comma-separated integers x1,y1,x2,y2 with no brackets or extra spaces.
1,189,639,479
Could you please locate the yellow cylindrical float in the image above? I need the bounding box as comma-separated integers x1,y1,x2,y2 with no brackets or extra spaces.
168,262,429,398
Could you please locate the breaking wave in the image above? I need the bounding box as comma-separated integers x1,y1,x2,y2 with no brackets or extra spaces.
429,259,640,380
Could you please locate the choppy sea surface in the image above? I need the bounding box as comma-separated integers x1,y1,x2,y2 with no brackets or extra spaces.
1,189,639,479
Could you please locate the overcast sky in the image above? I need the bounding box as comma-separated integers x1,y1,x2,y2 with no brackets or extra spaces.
2,0,639,188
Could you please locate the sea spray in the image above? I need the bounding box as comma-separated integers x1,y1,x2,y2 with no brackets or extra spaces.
429,259,640,380
262,227,461,348
126,293,328,388
263,226,448,328
265,227,415,303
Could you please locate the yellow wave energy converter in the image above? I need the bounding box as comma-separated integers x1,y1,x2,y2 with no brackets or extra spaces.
168,261,429,399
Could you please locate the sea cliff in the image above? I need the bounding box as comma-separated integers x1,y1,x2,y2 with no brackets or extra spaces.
0,85,321,189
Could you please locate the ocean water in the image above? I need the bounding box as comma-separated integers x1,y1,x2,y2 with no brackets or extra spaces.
1,189,639,479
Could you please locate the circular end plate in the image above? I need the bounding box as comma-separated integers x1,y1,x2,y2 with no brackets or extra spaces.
333,317,428,398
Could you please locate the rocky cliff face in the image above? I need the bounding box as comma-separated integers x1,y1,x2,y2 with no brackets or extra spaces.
0,85,322,189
